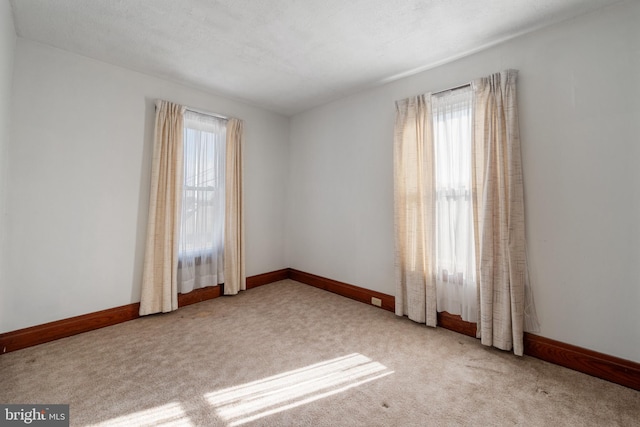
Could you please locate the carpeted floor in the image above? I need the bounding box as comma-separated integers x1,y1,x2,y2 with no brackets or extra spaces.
1,280,638,426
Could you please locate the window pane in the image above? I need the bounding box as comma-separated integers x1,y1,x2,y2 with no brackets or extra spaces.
180,113,226,256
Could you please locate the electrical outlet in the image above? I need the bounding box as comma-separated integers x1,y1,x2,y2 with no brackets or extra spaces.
371,297,382,307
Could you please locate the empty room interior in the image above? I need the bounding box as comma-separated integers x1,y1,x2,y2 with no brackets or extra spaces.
0,0,639,426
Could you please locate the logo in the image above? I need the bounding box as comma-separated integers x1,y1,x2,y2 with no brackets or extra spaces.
0,405,69,426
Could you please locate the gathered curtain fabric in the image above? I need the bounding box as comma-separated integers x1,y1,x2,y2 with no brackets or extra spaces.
140,100,185,315
471,70,539,355
394,70,539,355
223,118,246,295
394,95,437,327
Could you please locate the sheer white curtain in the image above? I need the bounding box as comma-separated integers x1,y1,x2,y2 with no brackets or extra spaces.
432,87,477,323
178,110,227,294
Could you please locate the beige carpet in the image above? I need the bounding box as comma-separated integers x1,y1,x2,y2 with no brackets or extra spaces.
1,280,638,426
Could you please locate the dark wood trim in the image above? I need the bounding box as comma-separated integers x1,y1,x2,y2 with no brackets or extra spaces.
286,270,475,338
288,269,395,312
0,270,286,355
288,269,640,390
246,268,289,289
437,311,477,338
0,303,141,354
524,333,640,391
434,308,639,391
178,285,221,307
3,268,638,391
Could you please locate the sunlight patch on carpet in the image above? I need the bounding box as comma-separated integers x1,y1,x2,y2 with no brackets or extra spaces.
205,353,394,426
88,401,192,427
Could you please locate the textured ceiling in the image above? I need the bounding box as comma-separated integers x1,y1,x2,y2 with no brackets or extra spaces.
10,0,622,115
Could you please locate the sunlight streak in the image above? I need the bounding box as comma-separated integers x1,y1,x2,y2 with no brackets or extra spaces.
205,353,394,426
88,402,193,427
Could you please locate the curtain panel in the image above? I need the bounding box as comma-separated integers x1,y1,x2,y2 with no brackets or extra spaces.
223,118,246,295
472,70,539,356
140,100,185,315
393,95,437,327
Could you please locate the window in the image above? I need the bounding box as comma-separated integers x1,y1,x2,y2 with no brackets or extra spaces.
432,86,477,322
394,71,537,353
177,110,227,293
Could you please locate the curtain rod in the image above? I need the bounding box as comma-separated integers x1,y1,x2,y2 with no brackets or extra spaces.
432,83,471,96
154,100,229,120
185,107,228,121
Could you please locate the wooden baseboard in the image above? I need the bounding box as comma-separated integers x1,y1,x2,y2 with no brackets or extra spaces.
287,269,474,339
437,311,477,338
0,285,223,354
288,269,395,312
0,303,141,354
287,269,640,391
178,285,221,307
524,333,640,390
3,268,638,391
246,268,289,289
0,270,283,354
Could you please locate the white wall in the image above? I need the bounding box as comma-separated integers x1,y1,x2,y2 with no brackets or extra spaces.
0,0,16,336
1,39,289,333
287,1,640,362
